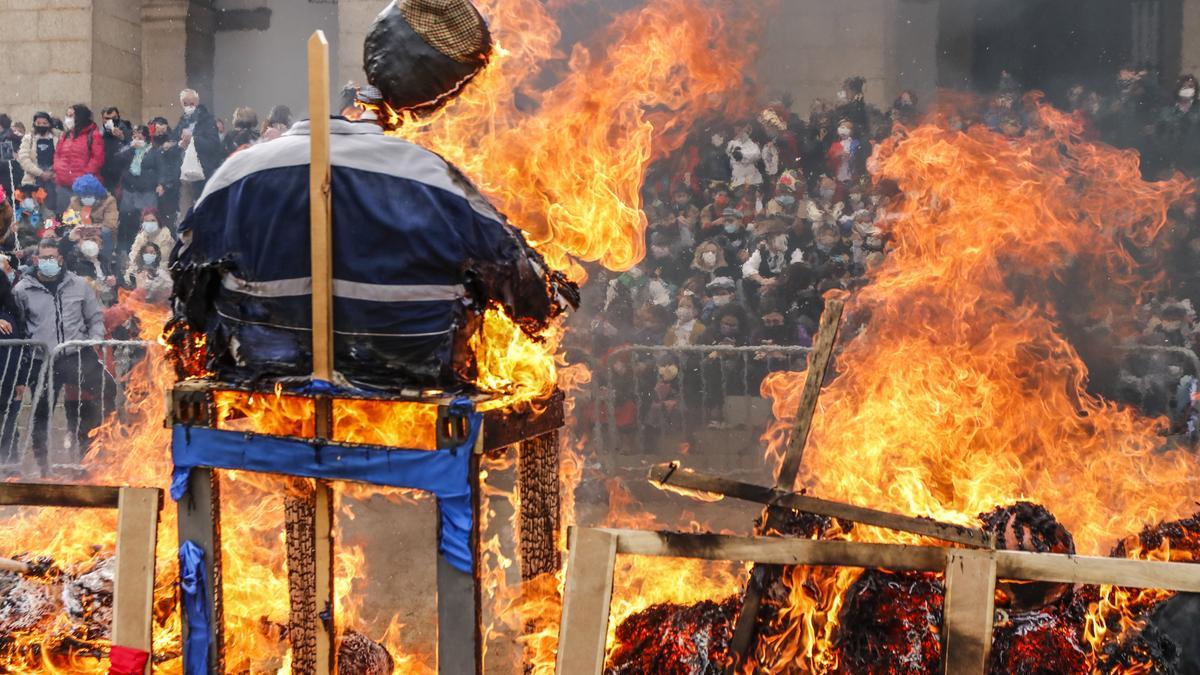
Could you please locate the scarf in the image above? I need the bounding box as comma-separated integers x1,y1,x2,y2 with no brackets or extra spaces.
15,204,40,230
130,145,147,176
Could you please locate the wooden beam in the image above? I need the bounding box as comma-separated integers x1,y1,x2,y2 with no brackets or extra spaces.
648,463,992,548
0,482,121,508
605,528,948,571
177,468,224,673
518,430,561,580
308,29,333,383
729,298,844,667
942,549,996,675
995,550,1200,592
284,478,336,675
556,528,618,675
112,487,162,674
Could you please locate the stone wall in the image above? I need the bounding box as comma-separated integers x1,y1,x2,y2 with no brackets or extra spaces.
337,0,381,88
93,0,143,122
0,0,94,125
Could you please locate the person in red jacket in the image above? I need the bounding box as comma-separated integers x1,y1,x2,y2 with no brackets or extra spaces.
52,104,105,214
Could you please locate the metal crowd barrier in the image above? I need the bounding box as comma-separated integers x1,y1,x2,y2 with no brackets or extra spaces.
582,344,813,465
0,339,156,473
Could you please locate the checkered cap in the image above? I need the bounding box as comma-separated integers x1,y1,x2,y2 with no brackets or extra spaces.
400,0,490,64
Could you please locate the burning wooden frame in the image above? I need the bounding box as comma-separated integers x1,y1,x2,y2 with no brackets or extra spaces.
0,483,162,673
555,526,1200,674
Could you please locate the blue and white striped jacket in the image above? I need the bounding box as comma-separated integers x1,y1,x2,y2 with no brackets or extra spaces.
174,117,571,390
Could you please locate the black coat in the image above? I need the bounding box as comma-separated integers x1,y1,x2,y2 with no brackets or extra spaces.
117,146,163,194
173,104,226,180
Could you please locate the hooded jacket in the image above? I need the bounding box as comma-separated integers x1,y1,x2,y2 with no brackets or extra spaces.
13,271,105,350
53,123,105,189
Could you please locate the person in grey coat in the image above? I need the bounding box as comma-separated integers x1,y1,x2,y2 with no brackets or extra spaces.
13,238,105,472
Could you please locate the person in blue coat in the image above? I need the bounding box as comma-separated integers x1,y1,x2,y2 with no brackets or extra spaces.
169,0,577,391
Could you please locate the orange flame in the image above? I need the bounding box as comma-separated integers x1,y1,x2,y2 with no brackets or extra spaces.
749,98,1200,670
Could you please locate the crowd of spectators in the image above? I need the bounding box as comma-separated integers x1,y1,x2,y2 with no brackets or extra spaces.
0,88,295,473
570,68,1200,446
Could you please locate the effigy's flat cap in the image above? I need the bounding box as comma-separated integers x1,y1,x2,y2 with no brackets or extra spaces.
363,0,492,114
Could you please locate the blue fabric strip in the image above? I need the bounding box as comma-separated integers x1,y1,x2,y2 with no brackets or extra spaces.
170,398,482,572
179,540,210,675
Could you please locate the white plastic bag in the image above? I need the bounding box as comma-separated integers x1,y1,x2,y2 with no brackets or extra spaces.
180,140,205,182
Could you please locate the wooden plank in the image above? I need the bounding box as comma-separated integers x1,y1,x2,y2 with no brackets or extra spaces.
0,558,29,575
995,550,1200,592
112,487,162,674
177,468,224,673
284,478,336,675
606,529,948,571
518,430,561,579
437,539,480,675
648,463,992,548
729,298,844,667
942,549,996,675
0,482,121,508
774,297,844,487
308,29,333,382
556,528,618,675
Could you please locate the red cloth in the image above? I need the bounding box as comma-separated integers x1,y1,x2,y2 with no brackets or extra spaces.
108,645,149,674
53,123,105,189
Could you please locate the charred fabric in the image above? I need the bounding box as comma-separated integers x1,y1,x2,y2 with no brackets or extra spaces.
607,505,1200,674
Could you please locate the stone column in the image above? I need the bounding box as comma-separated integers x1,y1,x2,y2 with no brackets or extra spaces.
338,0,382,87
142,0,190,122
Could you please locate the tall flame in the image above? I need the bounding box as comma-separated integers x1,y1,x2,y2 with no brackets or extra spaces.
750,98,1200,670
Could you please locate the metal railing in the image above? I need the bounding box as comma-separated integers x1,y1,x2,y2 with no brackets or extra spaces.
581,344,813,465
5,339,156,473
0,340,49,468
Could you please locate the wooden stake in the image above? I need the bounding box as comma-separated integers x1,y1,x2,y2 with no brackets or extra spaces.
556,528,618,675
112,487,162,675
727,298,844,667
177,468,225,673
308,29,333,383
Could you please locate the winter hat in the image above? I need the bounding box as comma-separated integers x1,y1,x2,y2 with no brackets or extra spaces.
363,0,492,115
706,276,735,293
71,174,106,199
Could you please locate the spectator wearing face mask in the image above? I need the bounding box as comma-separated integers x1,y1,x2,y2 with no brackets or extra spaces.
826,118,867,184
129,242,172,303
147,117,182,232
691,240,733,283
99,107,132,191
696,127,732,186
14,238,106,473
1156,74,1200,176
699,188,731,228
52,104,105,214
173,88,226,218
115,126,162,253
665,293,705,346
125,208,174,284
703,276,737,322
7,183,50,258
17,112,59,207
645,231,690,287
742,220,804,303
66,174,118,240
726,124,763,188
0,260,31,462
69,229,117,306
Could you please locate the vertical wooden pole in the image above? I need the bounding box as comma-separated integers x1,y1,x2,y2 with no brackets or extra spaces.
282,29,337,675
112,487,161,674
178,467,225,673
555,528,618,675
942,549,996,675
438,431,484,674
517,430,561,580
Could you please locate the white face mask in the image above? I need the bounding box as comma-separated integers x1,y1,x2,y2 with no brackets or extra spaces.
104,119,115,131
80,240,100,258
142,220,160,234
701,251,717,266
838,126,852,138
80,196,96,206
1182,88,1196,99
21,198,35,211
63,116,75,131
131,139,146,149
712,294,732,307
182,104,197,116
